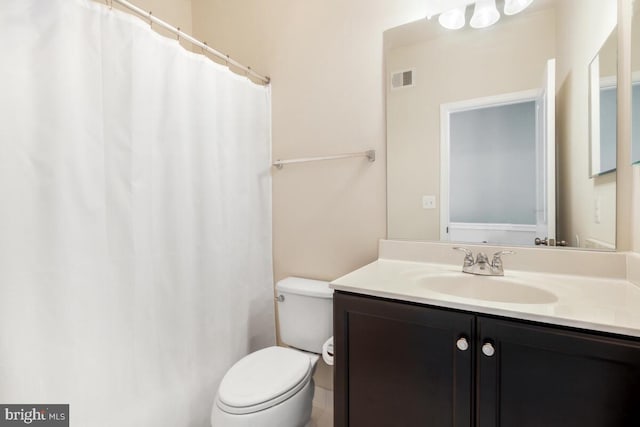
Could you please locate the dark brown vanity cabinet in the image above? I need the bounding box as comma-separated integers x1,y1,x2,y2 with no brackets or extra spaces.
334,292,475,427
476,317,640,427
334,292,640,427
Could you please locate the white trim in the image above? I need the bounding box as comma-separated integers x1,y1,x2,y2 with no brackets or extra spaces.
599,74,617,89
543,58,556,241
449,222,536,232
441,89,539,114
448,222,537,246
439,105,450,240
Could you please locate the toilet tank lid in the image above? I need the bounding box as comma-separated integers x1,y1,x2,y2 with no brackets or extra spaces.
276,277,334,298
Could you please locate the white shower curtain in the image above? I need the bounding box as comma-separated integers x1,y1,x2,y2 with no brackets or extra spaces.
0,1,275,426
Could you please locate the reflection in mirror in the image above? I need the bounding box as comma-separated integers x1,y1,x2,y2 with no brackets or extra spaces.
633,0,640,165
441,84,554,246
589,28,617,176
386,0,617,250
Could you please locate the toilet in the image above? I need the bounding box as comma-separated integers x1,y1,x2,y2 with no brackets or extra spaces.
211,277,334,427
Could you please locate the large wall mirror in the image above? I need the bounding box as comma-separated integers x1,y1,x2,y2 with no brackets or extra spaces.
633,0,640,165
385,0,618,250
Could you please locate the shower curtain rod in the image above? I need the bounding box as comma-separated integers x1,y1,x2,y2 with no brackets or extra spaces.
107,0,270,85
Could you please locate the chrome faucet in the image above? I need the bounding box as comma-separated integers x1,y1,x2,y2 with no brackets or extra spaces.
453,247,514,276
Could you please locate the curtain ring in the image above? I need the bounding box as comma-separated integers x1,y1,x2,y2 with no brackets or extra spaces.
148,11,153,29
202,42,207,55
177,28,181,41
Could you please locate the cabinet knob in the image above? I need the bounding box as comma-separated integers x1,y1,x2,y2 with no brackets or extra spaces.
456,337,469,351
482,342,495,357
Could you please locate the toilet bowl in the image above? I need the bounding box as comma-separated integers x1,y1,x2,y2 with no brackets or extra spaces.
211,277,333,427
211,346,319,427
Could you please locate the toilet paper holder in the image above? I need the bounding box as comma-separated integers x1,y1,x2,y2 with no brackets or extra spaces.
322,337,334,366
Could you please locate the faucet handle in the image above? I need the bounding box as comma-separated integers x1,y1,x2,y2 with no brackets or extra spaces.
453,247,474,266
491,250,515,268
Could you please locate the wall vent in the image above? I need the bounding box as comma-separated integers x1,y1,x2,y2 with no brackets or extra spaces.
391,69,415,89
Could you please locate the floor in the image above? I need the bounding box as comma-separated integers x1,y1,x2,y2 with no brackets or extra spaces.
310,405,333,427
309,385,333,427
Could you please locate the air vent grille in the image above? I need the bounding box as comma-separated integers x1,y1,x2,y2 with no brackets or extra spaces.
391,69,415,89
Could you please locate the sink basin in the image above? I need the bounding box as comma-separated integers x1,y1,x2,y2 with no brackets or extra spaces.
417,273,558,304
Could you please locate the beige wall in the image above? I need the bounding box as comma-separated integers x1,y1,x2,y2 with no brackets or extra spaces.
555,0,617,247
386,9,556,241
191,0,430,283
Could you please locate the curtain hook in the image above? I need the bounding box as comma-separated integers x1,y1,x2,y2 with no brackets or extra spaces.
225,54,230,67
177,27,181,41
148,11,153,29
202,42,208,55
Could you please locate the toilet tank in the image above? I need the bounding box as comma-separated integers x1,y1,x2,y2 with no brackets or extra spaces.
276,277,334,354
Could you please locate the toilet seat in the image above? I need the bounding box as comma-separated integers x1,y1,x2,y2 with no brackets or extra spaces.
216,346,313,415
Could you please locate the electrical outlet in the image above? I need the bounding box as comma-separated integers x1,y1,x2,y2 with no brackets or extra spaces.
422,195,436,209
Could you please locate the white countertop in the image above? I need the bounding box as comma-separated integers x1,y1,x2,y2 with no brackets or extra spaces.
330,259,640,338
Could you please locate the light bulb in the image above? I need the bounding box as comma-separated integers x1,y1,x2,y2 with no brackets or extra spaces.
470,0,500,29
504,0,534,15
438,6,467,30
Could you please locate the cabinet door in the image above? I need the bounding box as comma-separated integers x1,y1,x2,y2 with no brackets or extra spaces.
334,292,475,427
477,317,640,427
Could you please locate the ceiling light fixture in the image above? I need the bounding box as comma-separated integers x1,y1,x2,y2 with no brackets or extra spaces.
438,6,467,30
470,0,501,29
435,0,534,31
504,0,534,15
